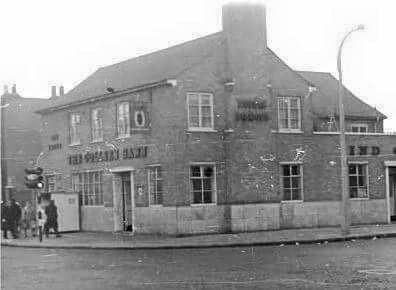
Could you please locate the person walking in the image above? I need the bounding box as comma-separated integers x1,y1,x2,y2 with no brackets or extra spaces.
1,200,9,239
21,201,36,238
44,200,60,238
37,203,46,242
8,199,21,239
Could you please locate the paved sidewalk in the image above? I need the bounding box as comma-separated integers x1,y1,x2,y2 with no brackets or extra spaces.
2,224,396,250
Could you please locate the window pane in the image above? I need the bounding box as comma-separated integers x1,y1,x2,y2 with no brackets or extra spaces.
202,117,212,128
360,127,367,133
283,189,291,200
349,176,357,187
283,177,290,188
282,165,290,176
193,191,202,204
203,178,212,190
203,191,212,203
201,95,211,105
291,188,301,200
350,187,358,198
189,116,199,127
188,94,199,105
349,165,356,174
358,175,365,186
291,177,300,189
291,165,299,176
358,165,363,175
191,166,201,177
192,179,202,191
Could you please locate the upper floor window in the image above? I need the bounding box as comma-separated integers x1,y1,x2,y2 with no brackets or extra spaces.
69,113,81,145
187,93,214,130
46,175,56,193
280,163,303,201
91,108,103,142
350,123,368,133
349,163,368,199
148,166,163,206
117,102,130,138
190,164,216,205
277,96,301,130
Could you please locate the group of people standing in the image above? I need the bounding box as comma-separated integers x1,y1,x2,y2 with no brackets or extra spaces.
1,198,60,240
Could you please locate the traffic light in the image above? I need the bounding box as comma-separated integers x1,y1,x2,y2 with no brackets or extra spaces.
24,167,44,189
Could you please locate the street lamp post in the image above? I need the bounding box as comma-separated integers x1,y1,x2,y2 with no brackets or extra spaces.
337,25,365,235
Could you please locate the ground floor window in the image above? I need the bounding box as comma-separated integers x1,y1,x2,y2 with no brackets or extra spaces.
190,164,216,204
280,163,303,201
72,171,103,206
349,163,368,198
148,166,163,205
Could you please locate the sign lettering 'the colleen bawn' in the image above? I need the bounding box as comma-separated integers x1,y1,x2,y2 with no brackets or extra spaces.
68,146,148,165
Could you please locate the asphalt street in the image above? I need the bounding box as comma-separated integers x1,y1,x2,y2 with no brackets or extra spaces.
2,238,396,289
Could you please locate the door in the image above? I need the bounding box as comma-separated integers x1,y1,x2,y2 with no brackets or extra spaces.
391,175,396,219
121,173,132,231
51,193,80,232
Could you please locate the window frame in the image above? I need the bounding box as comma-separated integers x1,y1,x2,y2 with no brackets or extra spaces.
350,123,368,133
186,92,215,131
348,162,369,199
189,162,217,206
46,175,56,193
91,107,104,142
280,162,303,202
116,101,131,138
69,112,81,145
147,165,163,206
71,171,104,206
277,96,302,131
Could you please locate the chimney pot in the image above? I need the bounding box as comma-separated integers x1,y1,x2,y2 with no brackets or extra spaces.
3,85,8,94
11,84,16,94
51,85,57,98
59,86,64,96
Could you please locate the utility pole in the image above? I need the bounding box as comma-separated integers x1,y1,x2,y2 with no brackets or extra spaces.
337,25,364,235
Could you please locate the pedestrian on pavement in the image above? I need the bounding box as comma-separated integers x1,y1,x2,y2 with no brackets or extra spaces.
21,201,36,238
1,200,10,239
44,200,61,238
8,199,21,239
37,203,46,242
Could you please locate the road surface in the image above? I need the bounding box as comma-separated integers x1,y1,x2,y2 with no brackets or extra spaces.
2,238,396,289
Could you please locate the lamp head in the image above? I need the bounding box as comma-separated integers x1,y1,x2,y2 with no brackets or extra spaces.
356,24,365,31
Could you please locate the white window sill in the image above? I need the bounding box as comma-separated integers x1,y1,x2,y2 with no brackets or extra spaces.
350,198,370,201
69,143,81,147
272,129,304,134
81,205,104,208
280,200,303,203
187,128,217,133
91,139,104,144
149,204,163,208
190,203,217,207
116,135,131,140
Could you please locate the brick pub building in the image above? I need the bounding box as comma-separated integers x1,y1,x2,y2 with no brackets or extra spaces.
36,4,396,234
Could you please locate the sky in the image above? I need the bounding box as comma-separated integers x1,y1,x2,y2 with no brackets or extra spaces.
1,0,395,129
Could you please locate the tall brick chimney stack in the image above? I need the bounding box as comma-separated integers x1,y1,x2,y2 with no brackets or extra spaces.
222,3,268,90
51,85,57,98
3,85,8,95
59,86,64,96
11,84,17,95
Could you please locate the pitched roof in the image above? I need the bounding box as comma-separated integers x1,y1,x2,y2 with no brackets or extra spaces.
298,71,386,119
36,29,384,121
38,32,225,111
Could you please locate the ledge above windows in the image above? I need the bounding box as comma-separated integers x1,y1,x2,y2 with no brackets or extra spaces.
271,129,304,134
187,128,218,133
